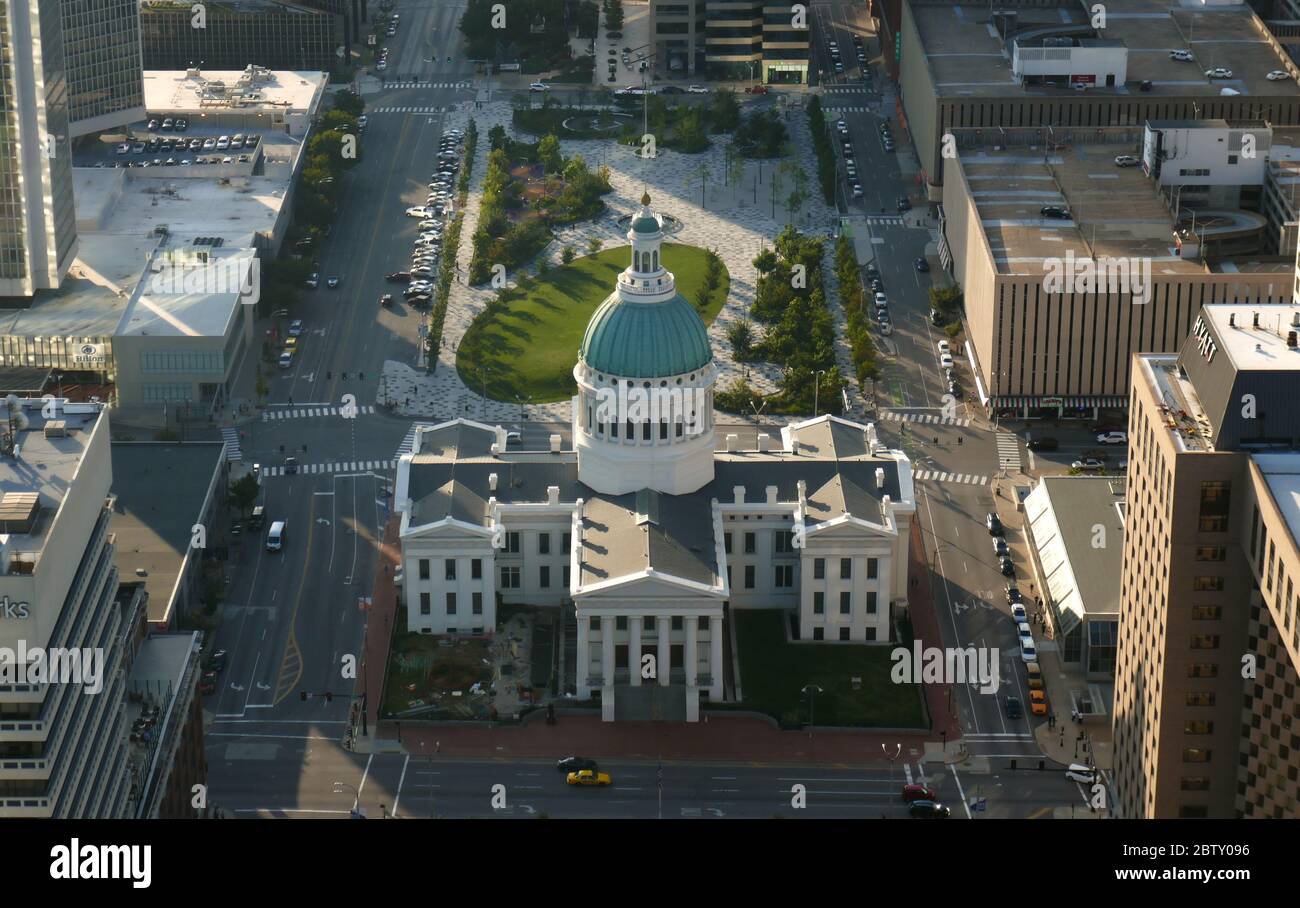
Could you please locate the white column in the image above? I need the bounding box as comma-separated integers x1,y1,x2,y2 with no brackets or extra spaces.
709,614,724,701
656,615,671,687
684,616,698,687
576,612,590,698
601,616,616,688
629,615,642,687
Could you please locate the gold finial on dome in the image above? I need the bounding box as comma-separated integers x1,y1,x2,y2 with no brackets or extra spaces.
641,191,651,206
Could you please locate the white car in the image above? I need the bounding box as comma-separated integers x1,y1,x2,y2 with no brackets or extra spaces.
1010,603,1028,623
1114,155,1139,167
1019,635,1038,663
1169,49,1194,62
406,206,431,218
529,82,549,92
1072,458,1106,472
874,291,888,308
687,85,709,94
940,353,954,369
115,143,130,155
1205,67,1233,79
937,340,951,355
1267,70,1290,81
1065,763,1097,784
1096,431,1127,445
278,350,294,369
1016,622,1034,645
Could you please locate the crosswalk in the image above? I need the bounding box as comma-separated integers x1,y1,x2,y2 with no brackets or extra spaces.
880,409,971,427
396,421,440,459
379,81,472,90
262,405,376,422
866,215,906,226
996,432,1023,473
822,106,870,113
822,86,872,94
262,460,397,478
913,469,990,486
220,427,241,461
369,106,453,114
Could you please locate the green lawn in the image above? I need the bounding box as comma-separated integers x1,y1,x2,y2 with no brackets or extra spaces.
457,244,729,403
733,610,927,728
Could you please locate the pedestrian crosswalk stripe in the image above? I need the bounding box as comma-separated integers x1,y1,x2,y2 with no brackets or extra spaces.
822,106,869,113
867,215,905,226
914,470,991,486
263,405,375,421
880,410,970,428
996,432,1023,472
370,106,449,114
380,81,472,89
261,459,400,478
220,427,241,461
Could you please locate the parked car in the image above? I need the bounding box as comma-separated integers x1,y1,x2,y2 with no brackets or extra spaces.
1267,70,1291,81
1114,154,1139,167
199,671,219,695
1011,603,1028,624
914,257,929,272
1169,49,1194,62
1096,431,1127,445
1205,67,1233,80
1000,556,1016,577
379,294,393,308
326,276,340,289
1030,689,1049,715
206,649,228,672
987,512,1004,535
1065,763,1098,784
1006,586,1024,606
1072,458,1107,472
557,757,599,774
940,353,954,369
1026,661,1044,689
1027,436,1058,452
1019,635,1038,663
745,85,768,94
386,271,411,282
993,538,1009,558
1040,205,1070,218
688,84,709,93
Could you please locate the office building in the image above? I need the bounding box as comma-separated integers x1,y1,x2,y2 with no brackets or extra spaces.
941,134,1292,416
0,0,79,296
1114,302,1300,818
656,0,807,82
898,0,1300,195
0,401,133,818
395,196,915,722
61,0,146,136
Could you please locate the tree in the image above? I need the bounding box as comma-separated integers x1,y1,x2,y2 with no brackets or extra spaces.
332,89,364,118
562,245,576,264
697,161,711,208
587,237,603,255
709,89,740,133
538,134,564,174
228,474,260,516
753,248,778,274
728,320,754,359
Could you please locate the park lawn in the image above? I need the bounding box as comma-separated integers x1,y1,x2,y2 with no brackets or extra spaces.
457,243,729,403
733,610,927,728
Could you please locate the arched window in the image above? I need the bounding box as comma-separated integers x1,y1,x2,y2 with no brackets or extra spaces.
652,250,659,270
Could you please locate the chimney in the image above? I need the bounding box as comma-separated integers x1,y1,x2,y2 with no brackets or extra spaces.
875,467,885,489
548,485,560,505
726,433,738,451
489,442,500,455
757,434,770,452
489,473,499,491
550,434,562,452
733,485,745,504
1253,311,1260,328
797,479,806,499
1292,312,1300,328
1229,313,1236,328
765,485,778,504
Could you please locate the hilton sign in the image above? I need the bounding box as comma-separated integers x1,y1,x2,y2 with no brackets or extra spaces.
0,597,31,619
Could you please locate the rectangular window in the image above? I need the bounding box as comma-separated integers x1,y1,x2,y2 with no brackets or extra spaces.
744,565,755,589
616,616,627,631
472,592,483,615
644,616,655,632
867,558,878,579
814,558,825,579
1180,778,1211,792
1187,664,1218,679
840,558,851,579
1189,634,1219,649
813,627,824,641
1181,748,1212,763
562,532,571,551
446,592,457,615
1186,692,1215,707
866,592,877,614
775,564,793,587
1193,576,1224,592
539,565,551,588
1194,546,1226,561
1184,720,1213,735
744,532,756,554
538,533,550,555
839,591,851,614
839,627,851,641
1191,605,1221,620
500,566,521,589
445,559,456,580
672,616,683,631
1197,481,1229,532
506,532,521,553
419,559,430,580
724,532,732,554
472,559,482,579
563,565,570,586
813,592,824,614
419,592,431,615
775,531,793,553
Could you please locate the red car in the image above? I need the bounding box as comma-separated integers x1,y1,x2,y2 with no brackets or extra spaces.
746,85,768,94
902,784,937,802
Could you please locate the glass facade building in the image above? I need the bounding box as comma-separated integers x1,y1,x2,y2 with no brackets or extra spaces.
60,0,145,136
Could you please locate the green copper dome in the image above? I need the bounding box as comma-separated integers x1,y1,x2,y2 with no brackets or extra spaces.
580,292,713,378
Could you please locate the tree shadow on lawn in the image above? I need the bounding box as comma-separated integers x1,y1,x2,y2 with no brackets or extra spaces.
495,321,534,344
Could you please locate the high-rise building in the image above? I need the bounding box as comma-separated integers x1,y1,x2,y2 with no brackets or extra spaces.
60,0,145,136
0,0,78,296
655,0,807,82
0,401,133,818
1115,303,1300,818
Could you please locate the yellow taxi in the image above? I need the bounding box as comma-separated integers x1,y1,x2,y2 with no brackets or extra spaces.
1029,689,1049,715
566,769,612,787
284,336,298,350
1026,662,1044,690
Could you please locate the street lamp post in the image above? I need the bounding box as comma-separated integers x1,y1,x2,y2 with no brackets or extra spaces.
801,683,823,737
813,369,827,416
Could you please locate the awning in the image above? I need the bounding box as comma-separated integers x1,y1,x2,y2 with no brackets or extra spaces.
991,395,1128,409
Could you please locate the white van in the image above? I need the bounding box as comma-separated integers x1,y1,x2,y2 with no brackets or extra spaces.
1019,635,1037,663
1065,763,1097,784
266,520,286,552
